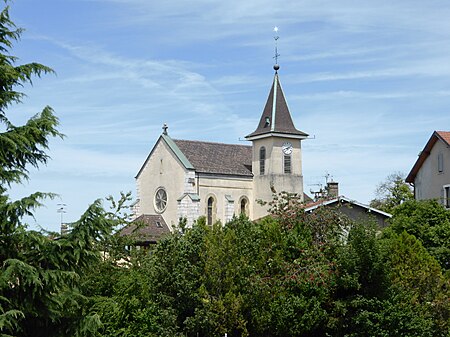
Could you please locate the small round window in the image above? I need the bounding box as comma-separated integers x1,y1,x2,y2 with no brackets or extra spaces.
154,187,168,213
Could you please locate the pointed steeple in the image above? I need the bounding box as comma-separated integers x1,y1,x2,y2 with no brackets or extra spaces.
246,71,308,140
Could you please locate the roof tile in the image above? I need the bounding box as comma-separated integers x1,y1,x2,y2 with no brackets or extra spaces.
406,131,450,183
173,139,253,177
118,214,170,242
436,131,450,145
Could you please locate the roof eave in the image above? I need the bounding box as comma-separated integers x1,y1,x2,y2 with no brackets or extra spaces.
245,131,309,141
405,132,440,183
304,196,392,218
435,131,450,147
161,134,195,170
135,134,195,179
196,171,253,179
135,135,164,179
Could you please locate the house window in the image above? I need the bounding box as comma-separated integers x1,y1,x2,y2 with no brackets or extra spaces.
438,153,444,173
259,147,266,175
239,197,249,215
284,154,291,174
207,196,215,226
444,185,450,209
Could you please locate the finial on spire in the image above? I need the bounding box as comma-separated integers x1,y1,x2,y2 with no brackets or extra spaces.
162,123,168,135
273,26,280,72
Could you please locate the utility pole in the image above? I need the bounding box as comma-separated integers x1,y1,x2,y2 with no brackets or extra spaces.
57,203,67,235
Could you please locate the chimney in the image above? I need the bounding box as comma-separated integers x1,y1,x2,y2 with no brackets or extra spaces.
327,181,339,198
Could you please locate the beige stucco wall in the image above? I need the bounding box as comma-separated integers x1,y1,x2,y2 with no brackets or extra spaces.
251,137,304,219
136,139,191,230
197,175,253,223
251,137,303,175
414,139,450,202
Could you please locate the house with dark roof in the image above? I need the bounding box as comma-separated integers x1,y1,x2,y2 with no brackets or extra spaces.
406,131,450,208
119,214,171,245
304,196,392,228
133,65,309,231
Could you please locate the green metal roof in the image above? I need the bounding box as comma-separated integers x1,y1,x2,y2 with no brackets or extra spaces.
162,134,194,170
177,193,201,202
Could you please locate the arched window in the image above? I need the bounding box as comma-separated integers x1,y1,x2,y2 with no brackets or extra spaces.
240,197,248,215
284,154,291,174
259,147,266,175
207,196,214,226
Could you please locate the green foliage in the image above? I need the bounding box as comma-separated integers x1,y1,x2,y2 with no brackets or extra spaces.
0,199,122,336
384,232,443,300
0,2,122,335
381,232,450,334
388,199,450,270
81,192,449,337
336,293,437,337
0,3,60,189
337,223,387,298
370,172,414,213
328,223,449,337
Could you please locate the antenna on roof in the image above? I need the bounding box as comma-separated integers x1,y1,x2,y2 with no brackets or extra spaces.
273,26,280,72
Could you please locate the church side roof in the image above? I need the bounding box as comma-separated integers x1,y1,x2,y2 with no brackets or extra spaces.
246,72,308,139
173,139,253,177
406,131,450,183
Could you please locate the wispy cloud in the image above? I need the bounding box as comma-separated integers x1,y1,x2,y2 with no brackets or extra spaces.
293,90,450,101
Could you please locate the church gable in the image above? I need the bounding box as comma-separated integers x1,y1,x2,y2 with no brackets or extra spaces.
136,134,194,180
135,135,193,228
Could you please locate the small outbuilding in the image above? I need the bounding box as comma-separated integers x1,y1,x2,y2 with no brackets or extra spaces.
304,196,392,228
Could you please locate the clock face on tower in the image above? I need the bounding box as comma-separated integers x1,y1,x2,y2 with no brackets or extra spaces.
282,142,293,155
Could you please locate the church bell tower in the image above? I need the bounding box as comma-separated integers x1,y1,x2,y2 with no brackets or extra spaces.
245,63,308,219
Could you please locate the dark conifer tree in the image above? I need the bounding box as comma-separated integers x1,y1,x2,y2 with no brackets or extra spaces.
0,2,115,336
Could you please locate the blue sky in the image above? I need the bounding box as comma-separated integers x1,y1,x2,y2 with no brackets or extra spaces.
7,0,450,232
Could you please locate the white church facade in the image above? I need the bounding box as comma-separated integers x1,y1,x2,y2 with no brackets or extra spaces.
133,67,309,231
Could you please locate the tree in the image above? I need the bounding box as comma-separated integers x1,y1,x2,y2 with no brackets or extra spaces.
81,198,449,336
328,224,449,337
0,2,117,335
387,199,450,270
370,172,413,213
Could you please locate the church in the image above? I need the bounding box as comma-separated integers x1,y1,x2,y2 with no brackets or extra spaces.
132,64,309,233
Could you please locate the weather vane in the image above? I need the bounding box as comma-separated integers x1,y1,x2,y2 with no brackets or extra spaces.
273,26,280,71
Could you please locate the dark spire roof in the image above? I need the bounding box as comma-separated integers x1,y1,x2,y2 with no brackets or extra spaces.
246,72,308,139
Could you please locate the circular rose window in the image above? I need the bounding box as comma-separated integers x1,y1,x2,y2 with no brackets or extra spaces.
154,187,167,213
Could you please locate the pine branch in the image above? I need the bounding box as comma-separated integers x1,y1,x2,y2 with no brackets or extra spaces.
0,106,63,186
